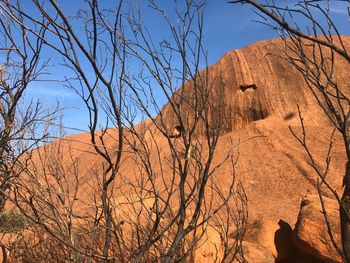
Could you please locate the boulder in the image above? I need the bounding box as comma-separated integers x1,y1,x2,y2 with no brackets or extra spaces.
245,219,298,261
192,226,222,263
234,241,275,263
293,195,343,263
192,227,274,263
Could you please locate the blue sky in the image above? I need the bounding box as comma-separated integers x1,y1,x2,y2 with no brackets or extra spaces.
24,0,350,134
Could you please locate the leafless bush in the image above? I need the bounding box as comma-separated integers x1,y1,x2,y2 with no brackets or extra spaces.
0,0,248,262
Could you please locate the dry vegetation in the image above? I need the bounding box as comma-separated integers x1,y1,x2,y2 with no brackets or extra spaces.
0,0,349,262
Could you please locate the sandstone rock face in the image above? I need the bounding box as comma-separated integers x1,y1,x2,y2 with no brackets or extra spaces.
235,241,275,263
194,239,275,263
32,37,349,229
160,38,350,134
245,219,297,261
191,226,222,263
28,37,350,262
293,195,343,263
156,37,350,226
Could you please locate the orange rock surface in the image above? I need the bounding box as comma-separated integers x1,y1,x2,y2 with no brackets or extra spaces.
26,37,350,261
294,195,342,263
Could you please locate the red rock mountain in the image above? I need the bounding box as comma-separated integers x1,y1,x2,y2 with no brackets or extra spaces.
47,36,350,222
29,37,350,262
151,37,349,224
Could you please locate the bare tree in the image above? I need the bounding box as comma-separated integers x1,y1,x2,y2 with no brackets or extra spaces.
0,1,61,259
0,0,59,217
121,1,245,261
230,0,350,261
0,0,248,262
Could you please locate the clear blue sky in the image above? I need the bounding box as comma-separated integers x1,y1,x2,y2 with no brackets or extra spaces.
24,0,350,134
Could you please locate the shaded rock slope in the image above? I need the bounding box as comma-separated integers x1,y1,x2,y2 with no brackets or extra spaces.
160,37,350,134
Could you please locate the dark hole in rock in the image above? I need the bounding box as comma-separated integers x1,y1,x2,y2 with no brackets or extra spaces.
251,108,268,121
284,112,296,120
240,84,257,92
169,125,182,138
